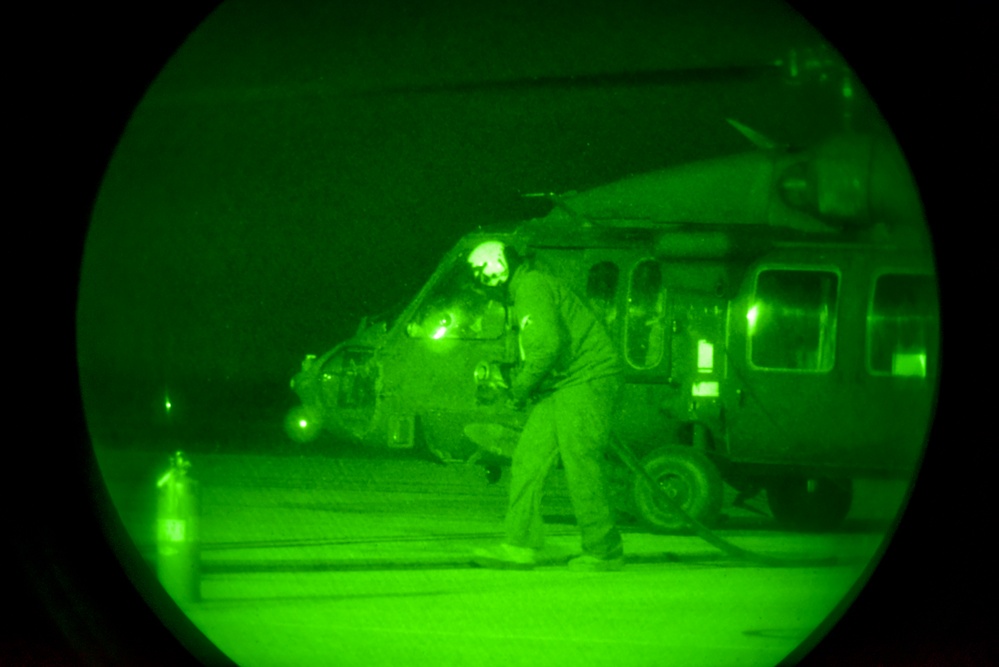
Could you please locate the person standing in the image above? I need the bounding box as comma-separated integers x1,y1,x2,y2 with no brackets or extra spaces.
467,240,625,571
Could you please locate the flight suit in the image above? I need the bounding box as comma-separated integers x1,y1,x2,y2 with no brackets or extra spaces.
504,264,624,559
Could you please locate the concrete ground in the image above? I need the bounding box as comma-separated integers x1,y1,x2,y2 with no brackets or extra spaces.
95,447,909,667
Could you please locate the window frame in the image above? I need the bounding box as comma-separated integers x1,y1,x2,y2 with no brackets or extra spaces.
585,259,621,329
865,270,938,378
623,257,667,371
746,264,842,374
403,257,508,341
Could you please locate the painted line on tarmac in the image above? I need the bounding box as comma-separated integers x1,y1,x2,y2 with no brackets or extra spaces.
198,529,581,552
247,619,769,652
203,559,485,573
199,550,774,574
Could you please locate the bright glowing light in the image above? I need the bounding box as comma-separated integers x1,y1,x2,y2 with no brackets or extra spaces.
892,352,927,378
165,395,172,412
692,381,719,397
697,340,714,373
747,305,759,329
432,326,448,340
299,419,308,428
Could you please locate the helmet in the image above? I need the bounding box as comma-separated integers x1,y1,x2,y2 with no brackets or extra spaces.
466,240,509,287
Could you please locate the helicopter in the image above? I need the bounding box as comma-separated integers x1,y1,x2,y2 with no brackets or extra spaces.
284,45,939,532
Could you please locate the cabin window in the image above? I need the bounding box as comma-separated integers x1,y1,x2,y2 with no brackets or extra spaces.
406,261,505,340
749,269,838,371
586,261,619,331
868,274,938,377
624,260,665,370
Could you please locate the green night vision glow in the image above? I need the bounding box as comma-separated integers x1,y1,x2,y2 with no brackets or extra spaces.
75,3,941,667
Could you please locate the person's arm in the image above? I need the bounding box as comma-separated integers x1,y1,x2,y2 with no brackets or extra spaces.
510,273,562,401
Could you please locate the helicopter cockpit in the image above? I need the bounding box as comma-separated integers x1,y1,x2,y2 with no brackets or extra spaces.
405,260,506,341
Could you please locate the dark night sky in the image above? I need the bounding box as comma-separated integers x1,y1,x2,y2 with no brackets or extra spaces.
76,0,897,426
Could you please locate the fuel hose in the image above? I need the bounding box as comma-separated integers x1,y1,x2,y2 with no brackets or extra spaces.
609,436,838,567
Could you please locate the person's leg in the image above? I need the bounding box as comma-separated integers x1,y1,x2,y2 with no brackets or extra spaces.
504,395,560,550
555,378,622,560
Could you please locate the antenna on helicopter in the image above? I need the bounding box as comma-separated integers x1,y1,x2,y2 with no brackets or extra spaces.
725,118,781,150
725,43,858,152
777,44,856,132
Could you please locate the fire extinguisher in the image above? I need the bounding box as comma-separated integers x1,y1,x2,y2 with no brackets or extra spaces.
156,450,200,602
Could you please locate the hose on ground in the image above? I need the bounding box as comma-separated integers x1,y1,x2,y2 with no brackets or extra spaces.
609,436,838,568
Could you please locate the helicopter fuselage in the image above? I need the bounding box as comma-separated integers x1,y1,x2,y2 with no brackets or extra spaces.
290,219,936,482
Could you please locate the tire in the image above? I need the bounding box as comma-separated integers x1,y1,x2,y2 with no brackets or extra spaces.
632,446,724,532
766,477,853,531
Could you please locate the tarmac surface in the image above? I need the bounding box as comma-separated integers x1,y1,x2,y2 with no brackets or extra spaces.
94,446,909,667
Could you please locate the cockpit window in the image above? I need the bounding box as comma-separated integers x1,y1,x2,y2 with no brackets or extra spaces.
406,260,506,340
749,269,839,371
868,274,938,377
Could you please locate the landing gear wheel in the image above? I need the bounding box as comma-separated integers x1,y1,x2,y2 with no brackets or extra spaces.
766,477,853,531
632,446,724,532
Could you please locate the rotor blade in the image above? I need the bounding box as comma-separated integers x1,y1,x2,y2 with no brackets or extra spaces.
142,61,785,108
726,118,783,150
356,64,780,97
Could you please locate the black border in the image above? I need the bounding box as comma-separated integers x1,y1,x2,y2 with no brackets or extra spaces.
11,1,986,664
